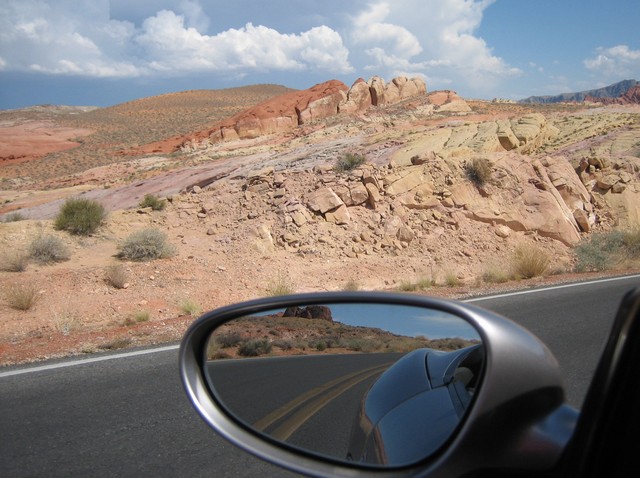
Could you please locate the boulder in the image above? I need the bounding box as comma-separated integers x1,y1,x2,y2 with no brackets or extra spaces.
325,204,350,224
307,188,344,214
283,305,333,321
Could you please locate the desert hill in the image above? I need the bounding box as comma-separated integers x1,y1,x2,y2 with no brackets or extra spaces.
0,84,294,186
520,79,639,104
1,78,640,365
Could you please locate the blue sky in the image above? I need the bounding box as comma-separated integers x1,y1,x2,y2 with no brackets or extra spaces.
1,0,639,109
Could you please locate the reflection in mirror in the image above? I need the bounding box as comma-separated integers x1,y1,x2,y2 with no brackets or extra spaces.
204,302,483,467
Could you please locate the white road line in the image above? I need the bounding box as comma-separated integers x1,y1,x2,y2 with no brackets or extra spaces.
1,274,638,378
463,274,640,303
0,344,179,378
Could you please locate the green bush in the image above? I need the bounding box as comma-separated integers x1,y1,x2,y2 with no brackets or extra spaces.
238,339,272,357
118,228,176,261
54,198,106,235
465,158,492,186
29,234,71,264
334,153,366,173
139,194,167,211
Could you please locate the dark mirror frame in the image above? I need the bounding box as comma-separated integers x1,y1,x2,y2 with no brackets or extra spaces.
180,291,575,477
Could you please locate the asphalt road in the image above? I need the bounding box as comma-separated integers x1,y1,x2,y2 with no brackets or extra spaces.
1,274,638,477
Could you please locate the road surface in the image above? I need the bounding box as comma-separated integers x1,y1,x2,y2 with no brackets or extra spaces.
1,274,638,477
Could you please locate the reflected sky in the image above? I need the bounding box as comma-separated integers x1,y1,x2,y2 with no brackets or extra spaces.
252,303,480,341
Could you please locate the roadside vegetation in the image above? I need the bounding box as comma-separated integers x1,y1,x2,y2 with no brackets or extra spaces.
575,229,640,271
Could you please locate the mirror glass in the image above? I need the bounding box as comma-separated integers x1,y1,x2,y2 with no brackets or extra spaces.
203,302,483,467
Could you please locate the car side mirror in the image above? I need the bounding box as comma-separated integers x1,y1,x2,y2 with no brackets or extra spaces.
180,292,574,476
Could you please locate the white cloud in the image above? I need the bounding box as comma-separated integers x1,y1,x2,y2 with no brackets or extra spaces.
349,0,521,94
584,45,640,79
0,0,353,78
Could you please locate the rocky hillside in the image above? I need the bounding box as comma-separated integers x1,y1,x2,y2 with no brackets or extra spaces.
520,79,638,104
1,79,640,364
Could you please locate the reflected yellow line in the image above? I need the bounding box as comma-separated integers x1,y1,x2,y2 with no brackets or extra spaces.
253,362,392,441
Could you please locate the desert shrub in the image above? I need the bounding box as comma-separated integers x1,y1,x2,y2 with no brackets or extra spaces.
54,198,106,235
118,228,176,261
215,331,243,348
266,272,295,296
0,250,29,272
5,283,39,310
273,339,293,351
104,264,128,289
512,244,550,279
4,212,25,222
465,158,492,186
139,194,167,211
238,339,272,357
334,152,366,173
28,234,71,264
180,298,201,317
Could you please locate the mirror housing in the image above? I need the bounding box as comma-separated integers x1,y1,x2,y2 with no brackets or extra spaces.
180,292,575,477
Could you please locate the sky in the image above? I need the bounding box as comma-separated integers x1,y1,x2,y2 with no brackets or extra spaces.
1,0,639,109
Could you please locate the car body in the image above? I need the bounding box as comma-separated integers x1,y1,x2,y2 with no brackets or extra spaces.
346,344,484,465
179,288,640,476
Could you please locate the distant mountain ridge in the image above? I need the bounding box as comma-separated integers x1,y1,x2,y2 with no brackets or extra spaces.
520,79,638,104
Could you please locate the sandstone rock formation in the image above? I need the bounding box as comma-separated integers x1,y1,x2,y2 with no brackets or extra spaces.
179,76,428,151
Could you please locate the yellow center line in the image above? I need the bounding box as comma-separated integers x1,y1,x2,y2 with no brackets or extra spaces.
253,362,392,441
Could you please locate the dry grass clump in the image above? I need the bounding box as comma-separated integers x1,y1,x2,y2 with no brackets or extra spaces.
28,234,71,264
117,228,176,261
398,276,434,292
465,157,492,186
180,298,201,317
265,272,295,296
104,264,128,289
512,243,550,279
482,263,511,284
0,250,29,272
238,339,272,357
5,283,40,310
54,198,106,236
